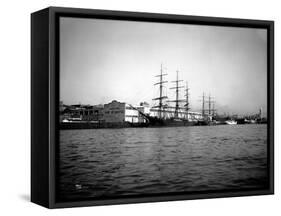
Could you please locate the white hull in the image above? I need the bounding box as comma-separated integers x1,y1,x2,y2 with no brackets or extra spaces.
225,120,237,125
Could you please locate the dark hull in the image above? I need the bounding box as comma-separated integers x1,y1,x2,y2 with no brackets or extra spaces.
151,119,196,127
195,120,219,126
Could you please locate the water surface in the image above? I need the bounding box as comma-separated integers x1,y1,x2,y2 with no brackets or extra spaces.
58,124,268,200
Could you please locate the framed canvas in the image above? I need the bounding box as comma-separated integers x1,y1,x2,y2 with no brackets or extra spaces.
31,7,274,208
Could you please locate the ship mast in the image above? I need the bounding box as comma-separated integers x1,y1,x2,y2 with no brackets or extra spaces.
153,64,168,119
169,70,185,119
208,94,212,115
212,101,216,117
201,92,206,117
206,93,216,120
185,81,190,119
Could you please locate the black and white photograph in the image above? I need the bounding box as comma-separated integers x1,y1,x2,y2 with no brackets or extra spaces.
58,16,269,202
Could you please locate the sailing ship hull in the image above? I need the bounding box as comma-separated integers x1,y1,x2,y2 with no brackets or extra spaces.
195,120,217,126
147,118,197,127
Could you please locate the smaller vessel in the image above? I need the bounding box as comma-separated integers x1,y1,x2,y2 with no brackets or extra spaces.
225,120,237,125
249,119,257,124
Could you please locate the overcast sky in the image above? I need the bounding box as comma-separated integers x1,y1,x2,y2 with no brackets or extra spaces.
60,17,267,115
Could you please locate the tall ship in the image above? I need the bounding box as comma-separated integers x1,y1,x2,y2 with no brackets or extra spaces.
132,64,202,127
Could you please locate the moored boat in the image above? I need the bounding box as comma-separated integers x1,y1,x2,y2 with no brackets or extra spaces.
225,120,237,125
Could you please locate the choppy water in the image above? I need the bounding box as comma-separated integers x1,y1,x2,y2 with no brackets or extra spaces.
58,124,268,201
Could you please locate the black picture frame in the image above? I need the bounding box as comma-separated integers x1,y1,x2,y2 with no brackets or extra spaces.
31,6,274,209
